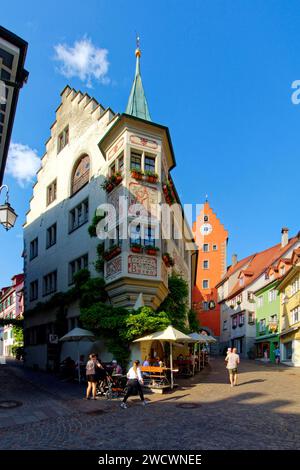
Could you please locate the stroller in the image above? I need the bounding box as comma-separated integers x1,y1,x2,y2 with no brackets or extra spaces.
96,371,127,399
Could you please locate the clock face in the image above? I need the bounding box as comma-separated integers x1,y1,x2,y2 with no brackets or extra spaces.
200,223,212,236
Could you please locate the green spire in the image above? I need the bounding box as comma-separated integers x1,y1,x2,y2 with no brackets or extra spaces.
126,38,151,121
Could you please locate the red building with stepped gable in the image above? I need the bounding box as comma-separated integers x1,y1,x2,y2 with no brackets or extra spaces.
192,201,228,338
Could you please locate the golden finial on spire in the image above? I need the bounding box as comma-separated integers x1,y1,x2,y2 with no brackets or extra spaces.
135,34,141,57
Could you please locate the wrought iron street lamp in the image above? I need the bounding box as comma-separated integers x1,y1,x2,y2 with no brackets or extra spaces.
0,185,18,230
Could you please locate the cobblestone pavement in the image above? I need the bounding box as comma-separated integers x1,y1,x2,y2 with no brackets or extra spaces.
0,358,299,450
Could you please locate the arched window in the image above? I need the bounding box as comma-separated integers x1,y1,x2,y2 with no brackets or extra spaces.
71,154,90,195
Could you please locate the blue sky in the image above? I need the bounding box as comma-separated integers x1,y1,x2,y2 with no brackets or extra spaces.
1,0,300,286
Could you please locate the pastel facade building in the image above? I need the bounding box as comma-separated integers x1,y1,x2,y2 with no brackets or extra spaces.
217,229,300,357
0,274,24,356
192,201,228,338
253,263,284,363
278,249,300,366
23,45,196,370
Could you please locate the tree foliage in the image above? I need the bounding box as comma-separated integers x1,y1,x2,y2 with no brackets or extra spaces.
188,309,200,332
123,307,171,342
158,273,189,331
12,325,24,346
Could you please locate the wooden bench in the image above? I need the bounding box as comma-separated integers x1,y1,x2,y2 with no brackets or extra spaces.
140,366,170,393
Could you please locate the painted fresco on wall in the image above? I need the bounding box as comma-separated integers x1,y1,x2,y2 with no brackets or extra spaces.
128,183,158,218
107,137,124,161
130,134,158,150
105,255,122,279
128,255,157,277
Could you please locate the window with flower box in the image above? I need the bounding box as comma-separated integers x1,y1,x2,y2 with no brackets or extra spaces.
145,155,156,172
130,223,141,246
144,225,156,247
130,150,142,170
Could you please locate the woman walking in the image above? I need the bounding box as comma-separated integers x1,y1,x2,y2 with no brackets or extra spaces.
84,353,104,400
120,360,147,409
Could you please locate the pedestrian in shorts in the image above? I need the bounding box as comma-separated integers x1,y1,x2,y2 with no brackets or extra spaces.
225,347,240,387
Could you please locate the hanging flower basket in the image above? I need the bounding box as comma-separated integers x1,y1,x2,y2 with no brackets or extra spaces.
163,182,175,205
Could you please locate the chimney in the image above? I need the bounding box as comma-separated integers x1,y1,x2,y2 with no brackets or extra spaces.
232,254,238,266
281,227,289,248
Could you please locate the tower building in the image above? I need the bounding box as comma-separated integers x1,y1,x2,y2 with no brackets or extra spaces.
192,201,228,338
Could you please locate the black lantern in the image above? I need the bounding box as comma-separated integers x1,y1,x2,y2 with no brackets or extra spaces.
0,185,18,230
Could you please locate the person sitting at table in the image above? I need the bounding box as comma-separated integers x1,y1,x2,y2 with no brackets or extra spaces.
111,359,122,375
177,354,184,361
153,356,164,367
143,356,150,367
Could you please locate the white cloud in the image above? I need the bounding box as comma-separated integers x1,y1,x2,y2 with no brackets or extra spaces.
54,37,110,87
7,143,40,187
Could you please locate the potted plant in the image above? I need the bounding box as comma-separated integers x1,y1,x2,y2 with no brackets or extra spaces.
162,252,174,267
101,173,123,193
230,304,235,309
131,168,144,180
144,170,159,183
145,246,159,256
131,242,143,253
103,244,121,261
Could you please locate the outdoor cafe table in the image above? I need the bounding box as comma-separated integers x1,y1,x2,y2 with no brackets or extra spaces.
174,359,193,376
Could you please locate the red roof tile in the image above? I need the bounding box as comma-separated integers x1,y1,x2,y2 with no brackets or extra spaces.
224,234,300,300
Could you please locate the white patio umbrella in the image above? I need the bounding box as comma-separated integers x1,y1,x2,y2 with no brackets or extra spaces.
133,325,197,389
59,327,95,383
